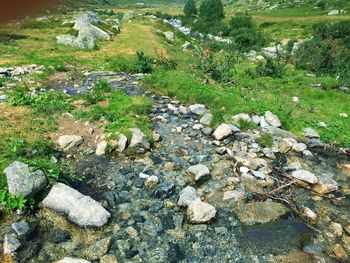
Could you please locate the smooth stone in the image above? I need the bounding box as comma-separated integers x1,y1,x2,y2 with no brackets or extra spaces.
213,123,233,141
291,170,318,184
95,140,108,156
232,113,251,124
303,128,320,139
200,113,213,126
189,104,207,115
264,111,281,127
58,135,83,151
267,127,296,139
187,164,211,182
11,221,31,236
187,200,217,223
313,176,338,194
4,161,47,198
178,186,200,207
292,143,307,152
129,128,150,149
3,235,21,253
56,257,91,263
42,183,110,227
117,133,128,152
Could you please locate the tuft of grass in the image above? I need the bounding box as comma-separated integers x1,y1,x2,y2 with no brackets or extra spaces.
258,133,274,148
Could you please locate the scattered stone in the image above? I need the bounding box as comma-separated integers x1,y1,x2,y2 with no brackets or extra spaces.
129,128,150,150
146,175,159,188
303,128,320,139
11,221,31,236
292,143,307,152
179,105,188,115
189,104,206,115
328,10,340,16
213,123,232,141
251,170,266,180
267,126,296,139
202,127,213,136
279,138,294,153
264,111,281,127
152,132,161,142
116,133,128,152
319,121,327,128
123,11,134,21
303,207,317,221
251,115,261,125
83,237,111,260
178,186,200,207
233,152,257,169
329,222,343,237
193,124,203,130
4,161,47,198
222,190,245,202
58,135,83,151
42,183,111,227
292,96,299,103
200,113,213,126
187,200,217,223
100,254,118,263
0,94,8,101
340,113,348,118
181,41,191,49
96,140,108,156
153,182,176,199
291,170,318,184
4,235,21,253
233,202,289,225
187,164,211,182
283,162,302,172
232,113,251,124
164,31,174,42
313,176,338,194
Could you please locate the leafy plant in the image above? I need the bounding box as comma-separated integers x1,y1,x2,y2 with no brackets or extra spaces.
134,51,154,73
155,49,178,70
184,0,198,18
237,119,257,131
258,133,274,148
0,189,27,211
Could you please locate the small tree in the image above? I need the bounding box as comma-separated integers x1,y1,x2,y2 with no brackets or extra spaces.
184,0,198,17
195,0,225,34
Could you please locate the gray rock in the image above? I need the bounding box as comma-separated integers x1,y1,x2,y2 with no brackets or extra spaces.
232,113,251,124
57,257,91,263
129,128,150,150
222,190,245,202
251,170,266,180
200,113,213,126
83,237,111,260
123,11,134,21
4,161,47,198
213,123,232,141
11,221,31,236
96,140,108,156
328,10,340,16
264,111,281,127
189,104,206,115
313,176,338,194
202,127,213,136
267,126,296,138
0,94,9,101
56,34,76,46
303,128,320,139
178,186,200,207
42,183,111,227
4,235,21,253
164,31,174,42
58,135,83,151
117,133,128,152
187,200,217,223
187,164,210,182
291,170,318,184
283,162,302,172
292,143,307,152
233,202,289,225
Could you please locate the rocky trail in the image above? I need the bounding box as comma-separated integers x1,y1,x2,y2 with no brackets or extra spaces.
1,72,350,263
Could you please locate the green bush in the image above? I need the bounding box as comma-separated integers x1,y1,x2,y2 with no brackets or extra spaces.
134,51,155,73
0,189,27,211
194,0,225,34
184,0,198,17
258,133,274,148
229,12,267,52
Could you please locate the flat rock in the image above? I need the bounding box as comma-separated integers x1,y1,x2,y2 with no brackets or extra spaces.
292,143,307,152
291,170,318,184
313,176,338,194
42,183,110,227
213,123,232,141
200,113,213,126
129,128,150,150
95,140,108,156
11,221,31,236
267,126,296,139
303,128,320,139
178,186,200,207
187,200,217,223
117,133,128,152
187,164,210,182
265,111,281,127
4,235,21,253
4,161,47,198
58,135,83,151
233,202,289,225
189,104,206,115
232,113,251,124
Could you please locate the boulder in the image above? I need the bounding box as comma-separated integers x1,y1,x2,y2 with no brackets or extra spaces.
189,104,206,115
129,128,150,150
313,176,338,194
178,186,200,207
187,200,217,223
95,140,108,156
233,202,289,225
303,128,320,139
116,133,128,152
4,161,47,198
187,164,210,182
164,31,174,42
267,126,296,139
264,111,281,127
56,34,76,46
292,143,307,152
213,124,233,141
291,170,318,184
42,183,110,227
200,113,213,126
232,113,251,124
58,135,83,151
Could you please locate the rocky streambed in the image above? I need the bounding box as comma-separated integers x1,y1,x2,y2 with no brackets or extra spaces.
1,73,350,263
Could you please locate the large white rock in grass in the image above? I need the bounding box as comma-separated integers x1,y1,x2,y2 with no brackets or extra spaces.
42,183,110,227
187,200,217,223
189,104,207,115
328,10,340,16
187,164,210,182
200,113,213,126
116,133,128,152
58,135,83,151
213,123,233,141
56,35,76,46
95,140,108,156
232,113,251,124
178,186,200,207
129,128,150,150
164,31,174,42
4,161,47,198
291,170,318,184
57,257,91,263
303,128,320,139
264,111,281,127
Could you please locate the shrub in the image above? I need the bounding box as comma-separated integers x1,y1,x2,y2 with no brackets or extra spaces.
229,12,267,52
184,0,198,17
155,49,178,70
134,51,155,73
258,133,274,148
